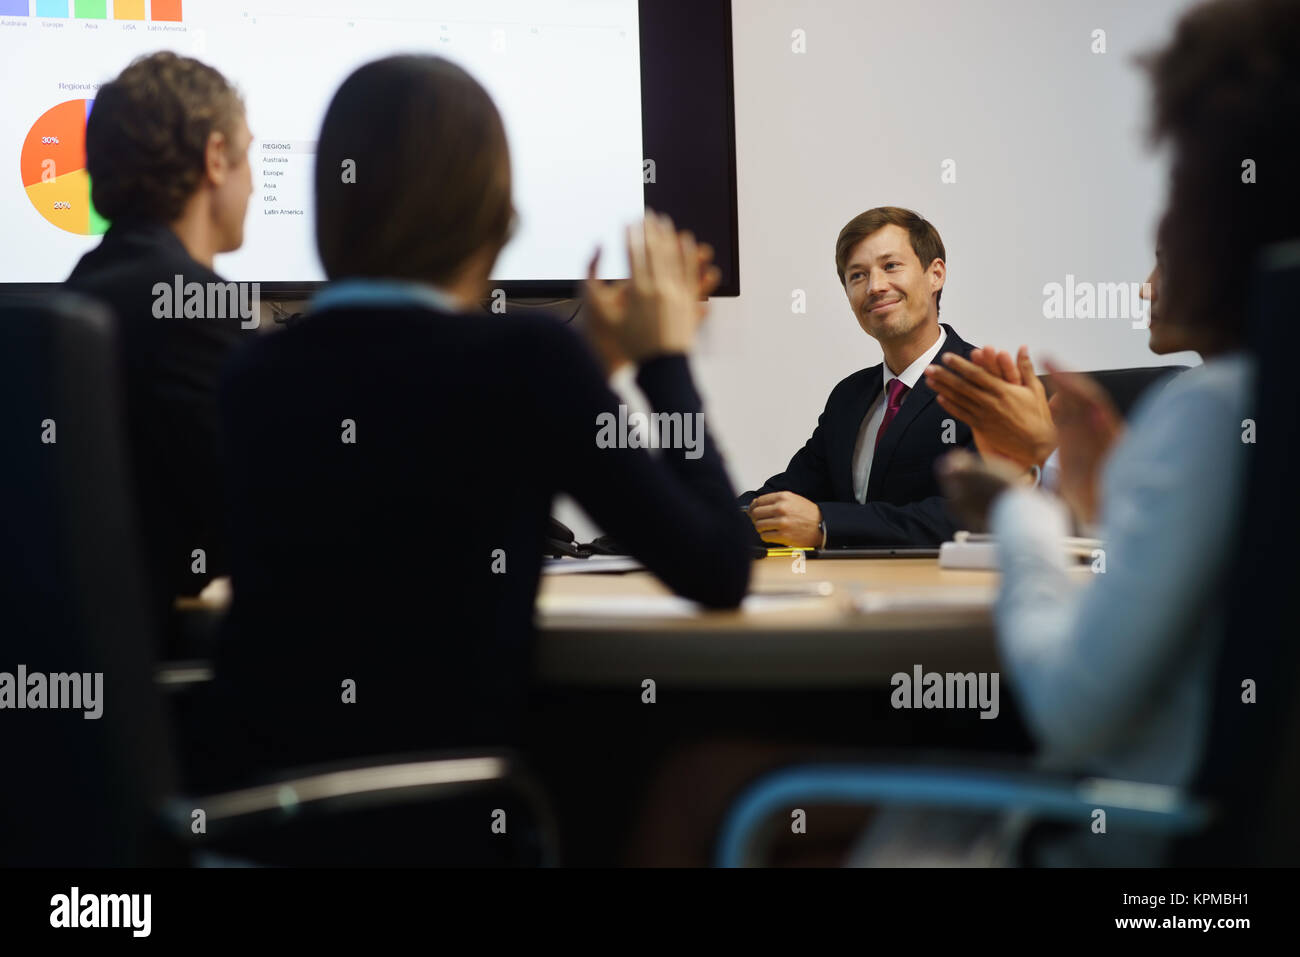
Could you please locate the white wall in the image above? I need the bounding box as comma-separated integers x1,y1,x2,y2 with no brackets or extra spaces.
559,0,1202,541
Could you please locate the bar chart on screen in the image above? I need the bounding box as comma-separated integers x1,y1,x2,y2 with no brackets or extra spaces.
8,1,184,19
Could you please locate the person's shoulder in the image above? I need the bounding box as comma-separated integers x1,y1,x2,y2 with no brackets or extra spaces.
1174,353,1254,397
827,363,882,402
484,307,601,365
1145,354,1255,417
1118,354,1256,468
63,250,123,295
264,302,589,366
66,251,223,301
427,304,593,366
64,246,102,287
1101,355,1256,546
319,301,571,335
71,223,221,282
938,322,976,357
489,306,582,338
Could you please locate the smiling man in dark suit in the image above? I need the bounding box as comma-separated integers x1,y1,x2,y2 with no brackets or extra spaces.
741,207,976,547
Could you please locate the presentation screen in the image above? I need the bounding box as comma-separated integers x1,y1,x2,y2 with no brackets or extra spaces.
0,0,668,293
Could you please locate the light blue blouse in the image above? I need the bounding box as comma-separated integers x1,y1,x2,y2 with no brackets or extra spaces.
990,353,1256,788
311,277,464,315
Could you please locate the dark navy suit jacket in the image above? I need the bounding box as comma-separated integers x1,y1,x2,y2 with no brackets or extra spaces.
741,322,977,546
65,219,249,651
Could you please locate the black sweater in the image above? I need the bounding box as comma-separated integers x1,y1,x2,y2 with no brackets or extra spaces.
65,220,248,649
198,303,751,786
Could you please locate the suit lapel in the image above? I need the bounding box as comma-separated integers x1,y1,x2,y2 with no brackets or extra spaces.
865,325,966,500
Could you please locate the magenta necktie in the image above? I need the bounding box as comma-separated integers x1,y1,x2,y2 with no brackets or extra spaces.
875,379,910,449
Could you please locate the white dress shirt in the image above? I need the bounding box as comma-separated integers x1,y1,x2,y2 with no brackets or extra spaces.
851,327,947,503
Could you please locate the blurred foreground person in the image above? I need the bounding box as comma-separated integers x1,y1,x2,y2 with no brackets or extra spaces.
65,52,255,652
193,56,751,789
865,0,1298,866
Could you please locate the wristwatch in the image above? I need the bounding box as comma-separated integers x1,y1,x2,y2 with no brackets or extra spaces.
817,518,827,548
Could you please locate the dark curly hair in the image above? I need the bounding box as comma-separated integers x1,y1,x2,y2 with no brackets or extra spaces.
1142,0,1300,350
86,52,244,224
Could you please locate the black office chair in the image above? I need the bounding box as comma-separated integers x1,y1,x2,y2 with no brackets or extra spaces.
0,294,177,866
168,750,561,867
1173,239,1300,865
715,248,1294,867
1041,365,1188,420
1,296,561,867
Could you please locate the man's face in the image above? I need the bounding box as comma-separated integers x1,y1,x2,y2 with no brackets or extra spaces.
211,114,253,253
842,224,943,345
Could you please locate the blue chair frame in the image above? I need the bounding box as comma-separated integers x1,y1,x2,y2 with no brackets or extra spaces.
715,763,1209,867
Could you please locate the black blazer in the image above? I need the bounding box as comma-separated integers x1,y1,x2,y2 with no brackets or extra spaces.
64,219,249,648
194,302,751,788
741,322,976,546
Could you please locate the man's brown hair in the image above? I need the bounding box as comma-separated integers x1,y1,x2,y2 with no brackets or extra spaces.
1142,0,1300,347
86,52,244,224
835,207,946,313
314,55,515,286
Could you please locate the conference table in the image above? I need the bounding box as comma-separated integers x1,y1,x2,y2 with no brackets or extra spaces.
172,557,1011,687
536,555,1017,865
535,556,1002,686
171,556,1022,865
172,556,1003,686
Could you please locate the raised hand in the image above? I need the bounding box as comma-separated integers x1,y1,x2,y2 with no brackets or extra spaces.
924,344,1058,469
580,212,718,374
1044,360,1125,527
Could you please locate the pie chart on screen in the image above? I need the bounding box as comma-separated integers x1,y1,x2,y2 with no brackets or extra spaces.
21,99,110,237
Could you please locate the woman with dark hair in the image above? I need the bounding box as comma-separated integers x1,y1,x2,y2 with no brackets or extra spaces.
867,0,1297,866
197,56,751,788
967,0,1296,792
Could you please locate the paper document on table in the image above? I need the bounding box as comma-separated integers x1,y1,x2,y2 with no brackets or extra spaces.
853,585,997,614
940,533,1104,570
543,555,645,575
538,592,828,618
